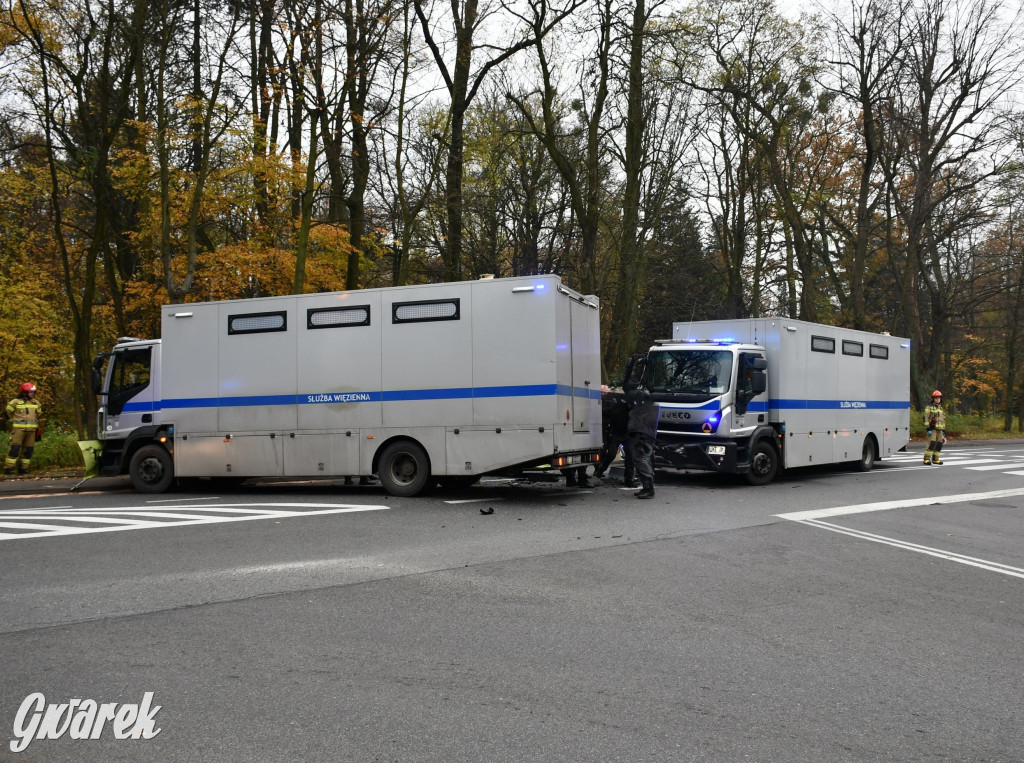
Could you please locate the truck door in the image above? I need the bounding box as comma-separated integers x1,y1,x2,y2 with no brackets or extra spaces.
100,345,157,437
733,352,768,431
569,299,597,433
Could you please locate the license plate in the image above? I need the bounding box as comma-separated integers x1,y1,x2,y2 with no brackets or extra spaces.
707,445,726,456
566,455,580,464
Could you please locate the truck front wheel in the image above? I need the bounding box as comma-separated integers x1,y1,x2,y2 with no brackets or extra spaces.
745,440,778,486
378,441,430,497
129,444,174,493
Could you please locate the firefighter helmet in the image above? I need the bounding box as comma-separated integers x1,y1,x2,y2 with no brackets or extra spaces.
19,383,36,394
931,389,942,398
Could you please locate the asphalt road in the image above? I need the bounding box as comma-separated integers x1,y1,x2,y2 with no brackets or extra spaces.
1,441,1023,762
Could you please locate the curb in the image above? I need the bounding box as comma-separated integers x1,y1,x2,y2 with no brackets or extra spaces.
0,475,131,496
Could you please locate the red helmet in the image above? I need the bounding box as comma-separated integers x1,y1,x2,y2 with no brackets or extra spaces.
20,383,36,394
931,389,942,398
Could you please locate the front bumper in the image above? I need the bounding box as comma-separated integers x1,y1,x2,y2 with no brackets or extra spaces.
654,438,739,474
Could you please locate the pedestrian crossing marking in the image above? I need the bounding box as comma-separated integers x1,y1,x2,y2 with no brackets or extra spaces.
0,502,389,541
881,450,1024,476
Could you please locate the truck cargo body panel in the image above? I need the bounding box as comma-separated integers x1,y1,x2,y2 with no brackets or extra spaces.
96,276,602,489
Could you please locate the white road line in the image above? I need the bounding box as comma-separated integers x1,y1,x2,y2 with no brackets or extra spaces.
775,487,1024,522
797,519,1024,580
966,462,1024,471
146,496,224,503
0,503,390,541
0,521,113,533
1,502,367,514
443,498,504,505
66,510,266,520
932,458,1003,466
0,515,155,525
1007,471,1024,477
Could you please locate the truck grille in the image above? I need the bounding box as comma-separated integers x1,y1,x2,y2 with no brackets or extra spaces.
657,421,709,434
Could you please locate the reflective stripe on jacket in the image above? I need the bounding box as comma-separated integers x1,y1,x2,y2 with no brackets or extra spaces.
924,403,945,430
6,397,41,429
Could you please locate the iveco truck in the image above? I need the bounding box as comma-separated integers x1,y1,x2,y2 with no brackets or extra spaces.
630,318,910,485
88,275,602,496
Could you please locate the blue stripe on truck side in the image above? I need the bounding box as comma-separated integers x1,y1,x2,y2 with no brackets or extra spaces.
770,399,910,410
130,393,906,414
123,383,602,412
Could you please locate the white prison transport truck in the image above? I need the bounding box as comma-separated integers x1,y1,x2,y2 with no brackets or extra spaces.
637,317,910,485
90,275,602,496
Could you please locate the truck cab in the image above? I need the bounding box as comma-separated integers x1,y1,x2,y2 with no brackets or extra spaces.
92,338,172,487
637,341,774,483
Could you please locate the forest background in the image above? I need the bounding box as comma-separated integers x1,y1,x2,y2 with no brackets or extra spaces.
1,0,1024,440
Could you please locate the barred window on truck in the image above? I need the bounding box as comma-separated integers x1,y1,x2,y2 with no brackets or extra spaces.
392,299,460,324
811,336,835,353
843,340,864,356
228,311,287,335
307,305,371,329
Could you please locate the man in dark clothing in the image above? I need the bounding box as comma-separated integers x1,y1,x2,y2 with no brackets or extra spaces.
626,386,659,499
593,390,635,486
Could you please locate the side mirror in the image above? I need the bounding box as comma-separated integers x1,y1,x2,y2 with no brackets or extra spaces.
751,371,766,395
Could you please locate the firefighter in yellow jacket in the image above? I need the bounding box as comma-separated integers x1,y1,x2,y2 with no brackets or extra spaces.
5,383,42,476
923,389,945,465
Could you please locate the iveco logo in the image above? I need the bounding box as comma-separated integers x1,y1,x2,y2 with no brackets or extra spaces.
663,411,691,420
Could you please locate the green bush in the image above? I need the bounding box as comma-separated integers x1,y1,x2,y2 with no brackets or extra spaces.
910,409,1022,440
0,430,86,473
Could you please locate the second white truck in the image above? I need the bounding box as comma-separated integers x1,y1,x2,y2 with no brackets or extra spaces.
626,317,910,484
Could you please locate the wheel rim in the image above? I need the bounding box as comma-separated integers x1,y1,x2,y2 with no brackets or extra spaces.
388,452,419,486
140,454,163,479
752,452,771,476
139,457,165,483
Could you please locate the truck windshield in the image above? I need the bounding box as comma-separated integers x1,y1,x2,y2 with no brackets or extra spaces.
644,349,733,395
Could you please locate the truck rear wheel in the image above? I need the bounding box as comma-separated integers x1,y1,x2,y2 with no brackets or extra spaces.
378,441,430,497
857,436,877,472
129,444,174,493
745,440,778,486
